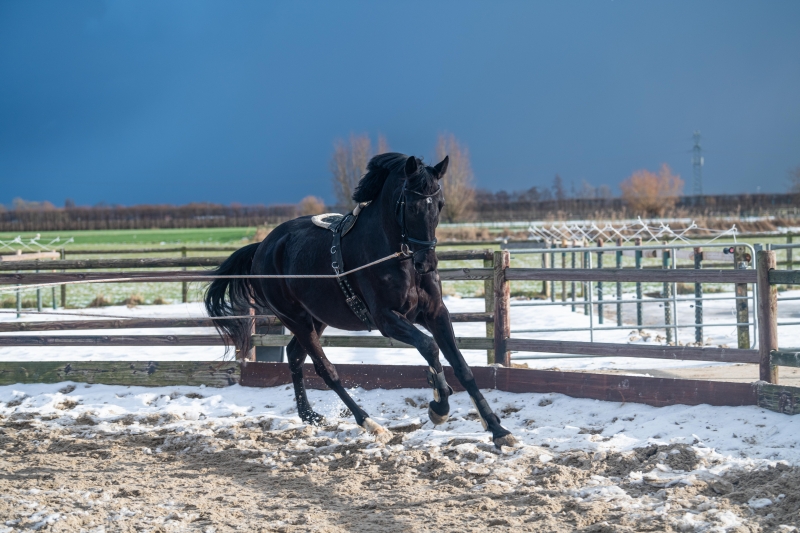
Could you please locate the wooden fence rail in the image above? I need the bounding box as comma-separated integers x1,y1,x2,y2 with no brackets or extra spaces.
0,312,489,333
0,249,494,272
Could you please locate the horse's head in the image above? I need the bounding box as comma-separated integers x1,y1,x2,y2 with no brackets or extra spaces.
398,155,449,274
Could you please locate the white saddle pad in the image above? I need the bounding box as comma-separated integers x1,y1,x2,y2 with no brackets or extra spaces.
311,213,345,230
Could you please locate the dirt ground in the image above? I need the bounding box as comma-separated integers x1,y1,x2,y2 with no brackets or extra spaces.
2,412,799,532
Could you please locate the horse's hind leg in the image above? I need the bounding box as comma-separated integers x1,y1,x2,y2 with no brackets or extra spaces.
281,316,391,443
286,335,325,426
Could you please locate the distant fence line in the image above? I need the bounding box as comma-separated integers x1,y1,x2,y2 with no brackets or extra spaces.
0,204,299,232
469,193,800,222
2,192,799,231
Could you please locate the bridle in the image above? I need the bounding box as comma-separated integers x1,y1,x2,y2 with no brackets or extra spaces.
395,178,442,261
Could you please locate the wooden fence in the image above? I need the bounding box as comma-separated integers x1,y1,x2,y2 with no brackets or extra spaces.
0,249,798,414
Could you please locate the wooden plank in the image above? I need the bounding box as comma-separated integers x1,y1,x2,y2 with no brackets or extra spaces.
770,270,800,285
240,362,496,391
250,334,494,350
494,367,758,408
505,268,756,283
771,349,800,368
0,313,483,332
757,383,800,415
450,312,493,323
439,268,494,280
0,270,211,286
65,247,240,254
0,251,60,262
0,251,492,271
484,254,495,365
0,317,279,333
0,335,224,346
436,250,493,261
241,363,761,410
757,251,779,383
507,338,759,363
0,257,225,271
0,361,240,387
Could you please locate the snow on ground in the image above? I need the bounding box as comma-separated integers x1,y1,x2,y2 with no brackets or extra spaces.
3,290,799,370
3,382,798,464
1,383,799,531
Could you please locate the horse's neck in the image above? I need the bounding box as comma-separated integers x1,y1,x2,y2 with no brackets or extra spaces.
367,179,403,245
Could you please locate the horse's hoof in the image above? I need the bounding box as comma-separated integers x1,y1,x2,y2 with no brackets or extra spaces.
361,417,392,444
493,433,518,450
428,405,449,425
301,412,326,426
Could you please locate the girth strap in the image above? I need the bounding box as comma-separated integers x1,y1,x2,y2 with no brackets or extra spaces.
331,216,376,331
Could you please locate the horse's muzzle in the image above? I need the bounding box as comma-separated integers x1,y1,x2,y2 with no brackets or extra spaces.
413,250,437,274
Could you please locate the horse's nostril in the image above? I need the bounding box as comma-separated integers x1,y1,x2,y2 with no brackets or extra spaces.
414,261,424,271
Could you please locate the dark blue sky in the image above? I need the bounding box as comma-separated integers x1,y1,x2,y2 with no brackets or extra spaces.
2,1,799,207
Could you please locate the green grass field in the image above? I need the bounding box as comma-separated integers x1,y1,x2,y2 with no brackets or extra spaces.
0,227,258,248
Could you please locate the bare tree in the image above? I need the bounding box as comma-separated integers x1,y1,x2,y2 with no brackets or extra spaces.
552,174,566,203
298,195,325,216
788,166,800,194
620,164,684,216
435,133,476,222
377,133,389,155
330,134,389,211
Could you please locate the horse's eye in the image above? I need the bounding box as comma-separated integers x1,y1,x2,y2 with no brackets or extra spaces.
426,197,432,205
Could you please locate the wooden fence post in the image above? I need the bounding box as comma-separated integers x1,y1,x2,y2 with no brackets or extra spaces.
560,238,567,303
541,243,550,298
734,245,751,349
570,241,576,313
694,247,703,344
662,248,673,344
59,248,66,309
493,250,511,367
15,271,21,319
484,252,495,364
787,235,793,271
549,241,556,303
596,238,604,324
246,301,257,362
583,247,590,316
36,265,42,313
615,237,623,326
756,250,778,383
635,237,643,328
181,246,189,303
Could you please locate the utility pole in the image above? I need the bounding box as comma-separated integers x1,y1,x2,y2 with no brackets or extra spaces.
692,131,703,198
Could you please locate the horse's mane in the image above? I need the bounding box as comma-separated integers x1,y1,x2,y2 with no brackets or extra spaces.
352,152,439,204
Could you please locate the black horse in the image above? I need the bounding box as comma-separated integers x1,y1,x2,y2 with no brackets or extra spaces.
205,153,516,448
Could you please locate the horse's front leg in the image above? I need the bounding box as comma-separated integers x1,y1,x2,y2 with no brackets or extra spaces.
377,311,454,425
426,308,517,449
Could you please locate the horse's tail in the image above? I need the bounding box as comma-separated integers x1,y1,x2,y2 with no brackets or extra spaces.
204,242,261,359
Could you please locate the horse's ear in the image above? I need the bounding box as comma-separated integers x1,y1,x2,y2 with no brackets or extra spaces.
404,156,419,178
433,156,449,179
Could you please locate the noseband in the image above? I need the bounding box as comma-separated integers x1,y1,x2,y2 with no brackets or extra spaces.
396,180,441,261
